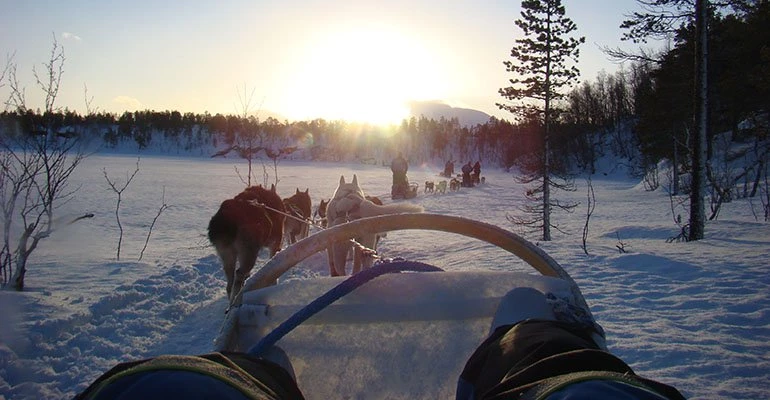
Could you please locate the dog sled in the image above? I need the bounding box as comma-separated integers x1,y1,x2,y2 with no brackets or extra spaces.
215,213,594,399
391,181,419,200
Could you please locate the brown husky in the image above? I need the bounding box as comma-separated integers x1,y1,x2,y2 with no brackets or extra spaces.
208,184,285,302
282,188,312,246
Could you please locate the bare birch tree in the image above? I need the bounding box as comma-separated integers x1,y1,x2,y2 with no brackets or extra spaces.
211,85,296,188
0,35,88,290
103,158,140,261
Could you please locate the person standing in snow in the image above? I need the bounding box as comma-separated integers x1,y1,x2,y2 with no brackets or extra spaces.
391,152,409,198
472,161,481,185
391,152,408,186
444,159,455,177
461,161,473,187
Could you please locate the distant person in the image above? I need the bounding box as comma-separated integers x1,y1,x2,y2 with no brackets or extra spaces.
391,152,409,198
444,159,455,177
391,152,408,186
461,161,473,187
472,161,481,185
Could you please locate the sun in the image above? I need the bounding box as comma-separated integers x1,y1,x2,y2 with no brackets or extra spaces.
281,24,447,125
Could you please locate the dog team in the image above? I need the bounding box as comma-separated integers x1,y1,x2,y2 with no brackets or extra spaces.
208,160,484,302
208,174,425,303
426,159,484,194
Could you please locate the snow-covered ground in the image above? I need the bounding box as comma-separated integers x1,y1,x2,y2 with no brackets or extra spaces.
1,154,768,399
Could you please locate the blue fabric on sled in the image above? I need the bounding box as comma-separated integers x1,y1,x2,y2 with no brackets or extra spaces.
248,259,443,356
545,380,670,399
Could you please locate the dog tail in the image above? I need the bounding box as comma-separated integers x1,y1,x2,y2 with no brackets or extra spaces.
360,201,423,216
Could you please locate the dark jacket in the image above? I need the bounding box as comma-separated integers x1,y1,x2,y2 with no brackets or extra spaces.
461,163,472,175
391,157,408,175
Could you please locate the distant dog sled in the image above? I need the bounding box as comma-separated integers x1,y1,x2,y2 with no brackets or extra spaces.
392,181,418,200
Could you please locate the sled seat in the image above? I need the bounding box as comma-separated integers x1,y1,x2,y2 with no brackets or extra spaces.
215,270,576,400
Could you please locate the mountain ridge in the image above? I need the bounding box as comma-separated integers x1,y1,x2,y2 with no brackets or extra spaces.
408,100,491,127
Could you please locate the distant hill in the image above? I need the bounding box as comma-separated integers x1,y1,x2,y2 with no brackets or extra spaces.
408,101,491,127
252,110,290,122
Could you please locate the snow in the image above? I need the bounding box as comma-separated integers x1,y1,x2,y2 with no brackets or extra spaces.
1,153,769,399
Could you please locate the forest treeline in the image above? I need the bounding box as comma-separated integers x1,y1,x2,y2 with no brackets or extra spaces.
1,3,767,179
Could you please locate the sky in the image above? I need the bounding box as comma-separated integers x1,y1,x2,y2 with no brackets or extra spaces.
0,0,657,124
0,149,768,398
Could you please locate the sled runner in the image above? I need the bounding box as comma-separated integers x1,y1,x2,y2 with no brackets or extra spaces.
215,213,594,399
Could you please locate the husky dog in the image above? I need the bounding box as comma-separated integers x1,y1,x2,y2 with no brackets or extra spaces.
449,178,461,191
424,181,435,193
436,180,448,194
326,174,423,276
315,199,329,228
208,185,285,303
282,188,312,246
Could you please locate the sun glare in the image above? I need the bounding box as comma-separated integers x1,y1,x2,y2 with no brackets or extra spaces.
281,25,446,125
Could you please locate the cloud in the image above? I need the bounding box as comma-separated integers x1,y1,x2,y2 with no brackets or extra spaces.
61,32,82,41
112,96,144,111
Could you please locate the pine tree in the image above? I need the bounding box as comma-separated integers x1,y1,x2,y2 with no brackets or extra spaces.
498,0,585,241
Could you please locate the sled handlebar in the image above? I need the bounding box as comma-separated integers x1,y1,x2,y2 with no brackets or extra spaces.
232,213,589,313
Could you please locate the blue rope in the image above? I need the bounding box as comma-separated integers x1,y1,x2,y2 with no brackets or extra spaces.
248,259,443,356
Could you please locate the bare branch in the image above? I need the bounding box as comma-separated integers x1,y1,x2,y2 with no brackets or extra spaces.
619,0,694,43
581,177,596,255
32,32,65,114
0,51,14,90
235,83,258,119
69,213,94,224
615,232,629,253
84,83,97,115
601,45,665,65
139,187,170,261
103,158,140,260
6,60,27,112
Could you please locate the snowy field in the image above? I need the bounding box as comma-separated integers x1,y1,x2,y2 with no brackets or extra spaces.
1,154,769,399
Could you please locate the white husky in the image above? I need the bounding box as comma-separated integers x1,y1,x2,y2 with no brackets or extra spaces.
326,174,423,276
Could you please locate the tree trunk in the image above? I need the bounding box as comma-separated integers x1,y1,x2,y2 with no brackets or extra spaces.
543,8,553,242
673,137,680,195
543,126,551,241
11,263,25,291
750,159,763,198
689,0,708,241
10,225,34,291
749,139,764,198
